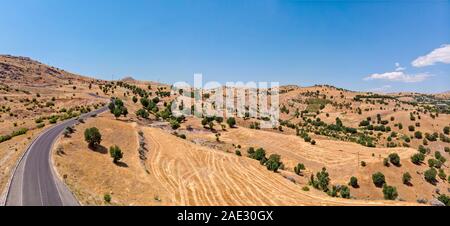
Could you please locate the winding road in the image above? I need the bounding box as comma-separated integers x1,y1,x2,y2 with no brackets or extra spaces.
5,103,109,206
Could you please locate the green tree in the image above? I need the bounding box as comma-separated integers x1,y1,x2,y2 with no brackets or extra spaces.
349,177,359,188
438,169,447,180
411,153,425,165
84,127,102,148
113,107,122,119
109,145,123,164
372,172,386,187
444,126,450,135
226,117,236,128
340,186,351,199
104,193,112,203
424,168,437,184
316,168,330,192
418,145,428,155
247,147,255,156
201,118,208,128
136,109,149,119
121,107,128,117
265,154,282,172
438,194,450,206
414,131,423,139
382,185,398,200
361,161,367,167
294,163,306,175
336,117,343,127
388,153,401,166
140,98,150,108
250,148,266,162
108,102,115,113
170,119,180,130
402,172,412,185
215,117,224,124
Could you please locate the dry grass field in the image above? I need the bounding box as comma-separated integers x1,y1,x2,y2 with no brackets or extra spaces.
52,113,417,206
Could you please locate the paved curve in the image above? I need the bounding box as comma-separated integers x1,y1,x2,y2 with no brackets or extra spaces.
5,104,109,206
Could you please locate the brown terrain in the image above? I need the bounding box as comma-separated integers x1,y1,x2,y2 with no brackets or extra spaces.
1,55,449,206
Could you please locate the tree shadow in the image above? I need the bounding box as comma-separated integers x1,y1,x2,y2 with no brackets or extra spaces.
89,145,108,154
115,161,129,168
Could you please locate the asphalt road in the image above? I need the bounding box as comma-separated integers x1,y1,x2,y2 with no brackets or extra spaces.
5,104,109,206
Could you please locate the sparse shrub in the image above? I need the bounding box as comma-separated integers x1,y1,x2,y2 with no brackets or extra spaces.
383,158,390,167
109,145,123,164
372,172,386,187
235,150,242,156
408,125,415,132
382,185,398,200
361,161,367,167
49,117,57,124
445,147,450,153
84,127,102,147
104,194,112,203
11,128,28,137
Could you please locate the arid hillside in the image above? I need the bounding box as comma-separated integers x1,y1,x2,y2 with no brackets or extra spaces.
1,55,449,206
0,55,109,195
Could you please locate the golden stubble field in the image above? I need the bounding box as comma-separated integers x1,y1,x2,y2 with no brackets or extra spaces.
52,112,418,206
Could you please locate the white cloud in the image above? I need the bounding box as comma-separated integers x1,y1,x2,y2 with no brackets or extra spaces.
370,85,392,93
412,44,450,67
395,62,406,71
364,71,431,83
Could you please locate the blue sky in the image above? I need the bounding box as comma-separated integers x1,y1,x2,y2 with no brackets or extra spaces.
0,0,449,93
